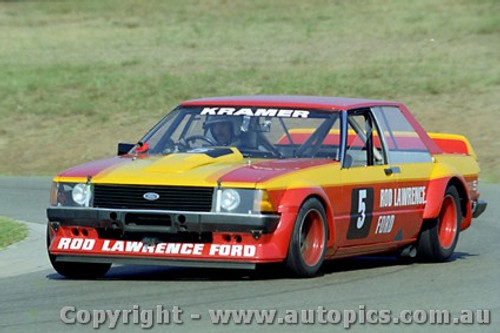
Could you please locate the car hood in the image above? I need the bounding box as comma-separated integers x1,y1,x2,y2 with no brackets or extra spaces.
55,148,336,188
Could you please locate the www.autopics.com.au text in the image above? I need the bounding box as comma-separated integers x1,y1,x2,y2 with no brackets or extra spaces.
60,305,490,329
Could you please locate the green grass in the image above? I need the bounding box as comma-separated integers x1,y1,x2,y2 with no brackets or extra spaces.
0,0,499,179
0,217,28,249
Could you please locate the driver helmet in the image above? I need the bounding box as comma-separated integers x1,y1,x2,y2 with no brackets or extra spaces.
203,116,242,144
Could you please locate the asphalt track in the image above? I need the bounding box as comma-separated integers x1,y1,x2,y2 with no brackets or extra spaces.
0,176,498,332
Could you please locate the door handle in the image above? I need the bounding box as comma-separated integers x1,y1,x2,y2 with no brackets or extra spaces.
384,166,401,175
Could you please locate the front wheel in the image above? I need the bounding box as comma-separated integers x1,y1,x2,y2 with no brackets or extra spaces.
416,185,461,261
46,226,111,279
285,198,328,277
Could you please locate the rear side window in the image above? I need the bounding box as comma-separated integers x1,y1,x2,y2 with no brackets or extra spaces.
372,106,432,164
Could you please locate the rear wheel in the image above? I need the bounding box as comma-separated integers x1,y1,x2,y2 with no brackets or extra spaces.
417,185,461,261
285,198,327,277
46,226,111,279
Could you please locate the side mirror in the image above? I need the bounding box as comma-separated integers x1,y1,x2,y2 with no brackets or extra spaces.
117,143,135,156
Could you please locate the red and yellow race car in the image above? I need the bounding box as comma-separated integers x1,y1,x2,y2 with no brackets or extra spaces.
47,95,487,278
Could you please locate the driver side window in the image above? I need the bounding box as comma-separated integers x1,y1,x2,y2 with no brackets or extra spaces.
344,110,386,168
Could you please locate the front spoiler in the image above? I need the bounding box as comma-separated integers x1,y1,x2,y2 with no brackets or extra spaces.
48,231,284,266
47,207,280,234
55,254,256,270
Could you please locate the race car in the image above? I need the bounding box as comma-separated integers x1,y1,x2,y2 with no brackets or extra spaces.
46,95,487,278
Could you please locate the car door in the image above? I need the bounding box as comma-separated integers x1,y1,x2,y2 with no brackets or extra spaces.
371,106,434,241
338,109,400,248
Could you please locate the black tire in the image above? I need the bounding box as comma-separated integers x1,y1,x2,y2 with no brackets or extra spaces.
46,226,111,279
416,185,461,262
285,198,328,277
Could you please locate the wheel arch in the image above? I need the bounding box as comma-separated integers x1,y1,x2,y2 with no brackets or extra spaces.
423,175,471,230
278,185,335,247
304,193,333,243
281,189,333,277
447,177,469,220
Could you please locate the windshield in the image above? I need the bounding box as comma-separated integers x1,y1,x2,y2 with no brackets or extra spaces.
139,107,341,159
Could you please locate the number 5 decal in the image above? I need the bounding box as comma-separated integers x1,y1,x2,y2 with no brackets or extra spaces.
347,188,374,239
357,189,367,229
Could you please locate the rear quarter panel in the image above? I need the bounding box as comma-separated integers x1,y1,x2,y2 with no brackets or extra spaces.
424,154,480,230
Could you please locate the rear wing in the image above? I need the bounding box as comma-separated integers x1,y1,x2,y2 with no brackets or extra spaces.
428,133,477,160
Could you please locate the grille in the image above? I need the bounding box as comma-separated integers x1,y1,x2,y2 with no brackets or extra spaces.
93,184,214,212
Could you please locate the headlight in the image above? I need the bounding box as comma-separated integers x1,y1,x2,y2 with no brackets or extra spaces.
72,183,92,207
50,182,92,207
214,188,275,214
220,189,241,212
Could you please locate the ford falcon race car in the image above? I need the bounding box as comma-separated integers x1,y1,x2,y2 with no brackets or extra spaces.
47,95,487,278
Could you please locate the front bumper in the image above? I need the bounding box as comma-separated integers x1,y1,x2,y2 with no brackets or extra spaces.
47,207,280,234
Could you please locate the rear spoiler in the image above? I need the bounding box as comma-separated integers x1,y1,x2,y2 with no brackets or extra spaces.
428,132,477,160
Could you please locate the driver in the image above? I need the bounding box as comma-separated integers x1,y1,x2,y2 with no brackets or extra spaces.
204,116,241,146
